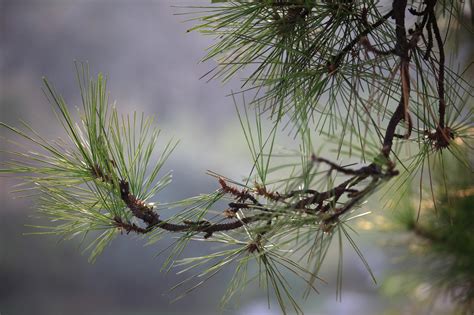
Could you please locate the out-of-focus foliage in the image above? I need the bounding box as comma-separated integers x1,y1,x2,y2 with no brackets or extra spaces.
385,146,474,313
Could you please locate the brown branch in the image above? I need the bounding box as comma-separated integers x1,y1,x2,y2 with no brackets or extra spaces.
312,155,382,176
424,19,434,59
360,36,396,56
254,183,283,201
118,178,272,238
113,216,150,234
113,155,398,239
322,177,379,225
429,5,446,129
330,10,393,69
409,0,446,131
219,177,260,205
119,180,160,226
155,214,270,239
382,100,406,157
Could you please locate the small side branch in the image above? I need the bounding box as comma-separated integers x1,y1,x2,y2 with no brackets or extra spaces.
330,10,393,69
429,5,446,129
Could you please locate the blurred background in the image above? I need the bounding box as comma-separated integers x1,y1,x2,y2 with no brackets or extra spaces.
0,1,472,314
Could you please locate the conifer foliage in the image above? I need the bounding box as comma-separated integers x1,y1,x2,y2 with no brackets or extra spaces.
1,0,473,313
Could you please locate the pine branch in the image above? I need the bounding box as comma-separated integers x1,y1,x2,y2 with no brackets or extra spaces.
1,0,472,313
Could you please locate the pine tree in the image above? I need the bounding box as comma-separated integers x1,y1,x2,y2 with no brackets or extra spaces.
1,1,473,313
